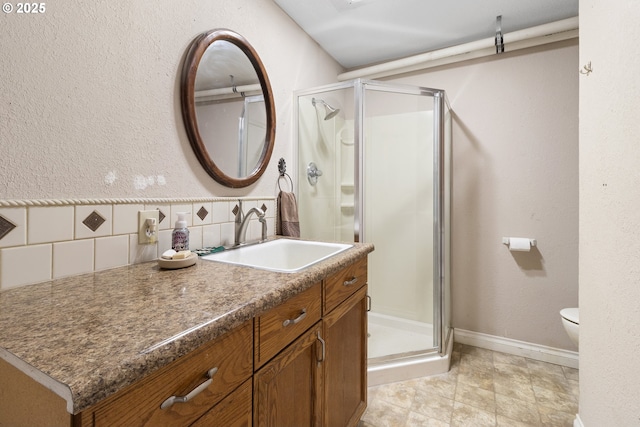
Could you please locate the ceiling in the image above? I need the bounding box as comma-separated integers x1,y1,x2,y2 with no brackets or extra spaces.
273,0,579,69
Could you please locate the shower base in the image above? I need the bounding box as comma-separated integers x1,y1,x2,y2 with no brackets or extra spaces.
367,312,452,386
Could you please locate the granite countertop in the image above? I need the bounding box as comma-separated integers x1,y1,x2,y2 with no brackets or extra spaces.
0,240,374,414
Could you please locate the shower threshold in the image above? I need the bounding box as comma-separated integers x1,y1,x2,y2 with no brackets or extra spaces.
367,314,453,386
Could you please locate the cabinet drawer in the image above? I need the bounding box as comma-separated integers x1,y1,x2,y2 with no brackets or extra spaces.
91,320,253,427
190,378,252,427
324,257,367,314
254,282,322,368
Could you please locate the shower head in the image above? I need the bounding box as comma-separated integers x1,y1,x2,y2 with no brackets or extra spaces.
312,97,340,120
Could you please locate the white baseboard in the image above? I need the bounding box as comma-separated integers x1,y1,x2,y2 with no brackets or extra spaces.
454,329,579,369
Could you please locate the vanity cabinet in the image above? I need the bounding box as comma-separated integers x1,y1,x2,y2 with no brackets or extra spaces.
322,258,368,427
0,255,369,427
253,258,368,427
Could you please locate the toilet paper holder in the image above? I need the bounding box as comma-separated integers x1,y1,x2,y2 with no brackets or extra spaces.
502,237,537,247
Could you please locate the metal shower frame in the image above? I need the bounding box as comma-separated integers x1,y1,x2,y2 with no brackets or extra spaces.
294,78,451,357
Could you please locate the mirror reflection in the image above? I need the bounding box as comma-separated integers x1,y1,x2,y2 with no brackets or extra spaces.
181,29,275,188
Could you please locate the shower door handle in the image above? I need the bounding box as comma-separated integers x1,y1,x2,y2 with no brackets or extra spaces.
307,162,323,186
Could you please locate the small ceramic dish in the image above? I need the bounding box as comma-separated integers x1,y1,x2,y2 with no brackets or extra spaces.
158,252,198,269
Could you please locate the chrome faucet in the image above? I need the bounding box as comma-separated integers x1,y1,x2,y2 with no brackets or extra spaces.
234,200,267,246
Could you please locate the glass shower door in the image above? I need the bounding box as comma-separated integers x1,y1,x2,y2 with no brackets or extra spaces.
361,82,438,359
295,79,451,368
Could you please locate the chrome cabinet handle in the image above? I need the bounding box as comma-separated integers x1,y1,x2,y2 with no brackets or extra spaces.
317,331,326,363
283,308,307,327
160,367,218,410
343,277,358,286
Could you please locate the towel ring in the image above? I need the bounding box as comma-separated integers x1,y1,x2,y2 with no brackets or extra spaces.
278,173,293,192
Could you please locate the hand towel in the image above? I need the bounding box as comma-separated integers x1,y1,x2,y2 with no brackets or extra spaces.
277,191,300,237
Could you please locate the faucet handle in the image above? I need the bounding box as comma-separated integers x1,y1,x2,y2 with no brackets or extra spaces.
233,201,244,221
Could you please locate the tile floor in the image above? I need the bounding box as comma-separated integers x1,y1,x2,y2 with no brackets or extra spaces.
360,343,579,427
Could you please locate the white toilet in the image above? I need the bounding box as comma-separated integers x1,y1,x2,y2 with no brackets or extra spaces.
560,308,579,347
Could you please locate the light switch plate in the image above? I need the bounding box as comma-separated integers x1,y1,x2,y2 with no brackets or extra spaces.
138,210,160,245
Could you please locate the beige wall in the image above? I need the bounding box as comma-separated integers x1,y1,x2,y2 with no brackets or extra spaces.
391,40,580,350
0,0,342,200
579,1,640,424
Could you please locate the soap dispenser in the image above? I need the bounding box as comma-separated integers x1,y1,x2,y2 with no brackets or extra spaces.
171,212,190,251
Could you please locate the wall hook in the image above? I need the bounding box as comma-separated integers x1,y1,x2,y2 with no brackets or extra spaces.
495,15,504,54
580,61,593,76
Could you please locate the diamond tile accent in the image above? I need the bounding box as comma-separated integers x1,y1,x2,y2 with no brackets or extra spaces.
232,205,239,216
261,203,268,212
197,206,209,221
82,210,106,232
158,209,166,224
0,215,16,240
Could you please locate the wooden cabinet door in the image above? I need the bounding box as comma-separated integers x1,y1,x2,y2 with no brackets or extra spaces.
254,323,323,427
323,285,368,427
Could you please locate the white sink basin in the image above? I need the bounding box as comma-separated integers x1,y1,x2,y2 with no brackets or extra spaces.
200,239,352,273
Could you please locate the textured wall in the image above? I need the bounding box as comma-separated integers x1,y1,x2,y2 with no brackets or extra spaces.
0,0,342,199
579,1,640,424
393,40,579,350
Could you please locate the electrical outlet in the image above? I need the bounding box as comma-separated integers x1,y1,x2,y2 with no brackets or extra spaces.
138,210,160,245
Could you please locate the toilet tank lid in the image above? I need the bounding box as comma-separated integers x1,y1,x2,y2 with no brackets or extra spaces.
560,308,579,324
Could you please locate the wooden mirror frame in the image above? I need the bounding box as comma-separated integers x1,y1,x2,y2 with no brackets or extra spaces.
181,29,276,188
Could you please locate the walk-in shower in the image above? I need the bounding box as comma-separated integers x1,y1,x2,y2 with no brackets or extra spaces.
295,79,452,385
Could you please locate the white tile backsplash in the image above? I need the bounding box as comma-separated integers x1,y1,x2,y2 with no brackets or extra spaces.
0,207,26,248
263,200,275,219
113,204,144,235
95,235,129,271
220,222,235,247
212,201,231,223
202,224,221,248
28,206,74,244
188,226,202,252
129,234,157,264
1,244,52,289
0,198,275,289
53,240,94,279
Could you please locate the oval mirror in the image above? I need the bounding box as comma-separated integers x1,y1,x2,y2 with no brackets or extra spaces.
181,29,276,188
